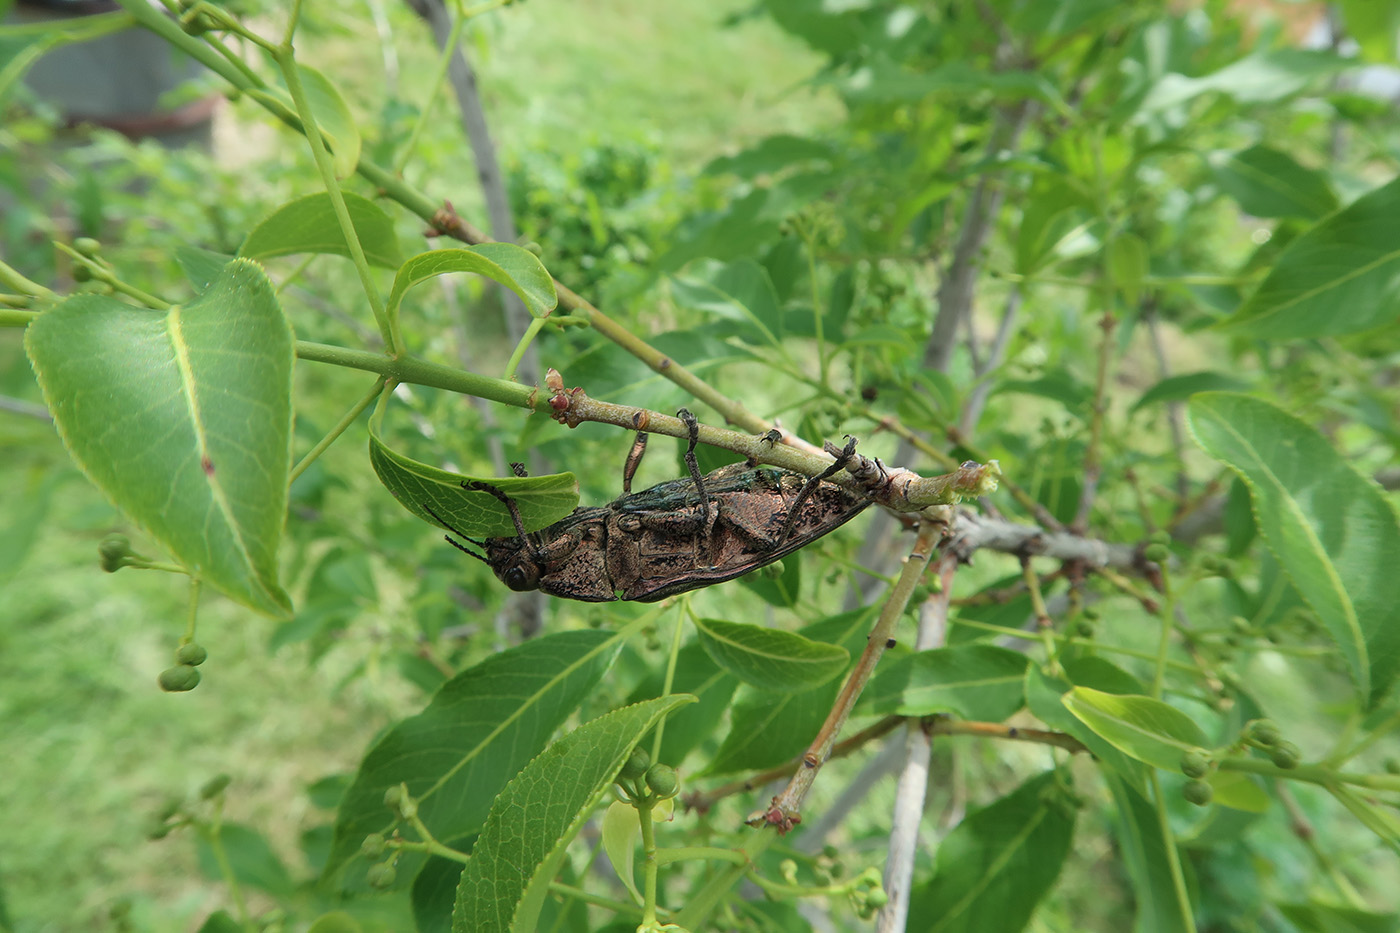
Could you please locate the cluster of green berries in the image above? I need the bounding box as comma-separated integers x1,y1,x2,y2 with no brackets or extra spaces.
1244,719,1300,769
616,746,679,802
159,641,209,692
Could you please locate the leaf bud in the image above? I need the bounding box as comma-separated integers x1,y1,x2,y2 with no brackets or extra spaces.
99,533,132,572
1269,741,1301,770
1143,543,1170,563
644,763,679,799
1245,719,1282,747
366,862,396,888
199,773,231,800
618,746,651,782
158,664,201,692
360,833,387,858
1179,749,1212,779
1182,779,1213,806
177,642,208,666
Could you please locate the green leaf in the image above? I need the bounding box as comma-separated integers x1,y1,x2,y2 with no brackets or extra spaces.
864,645,1028,721
1189,393,1400,707
1207,771,1270,814
1278,899,1400,933
1025,662,1147,792
906,771,1076,933
1107,233,1150,304
298,65,361,180
306,912,364,933
1140,49,1348,111
1337,0,1400,62
324,630,625,886
704,134,835,178
368,423,578,538
24,260,294,616
196,911,243,933
1062,687,1209,771
1105,776,1194,933
694,617,849,692
670,260,784,347
1131,371,1252,413
195,823,294,898
240,191,403,269
600,800,644,904
1210,145,1338,220
451,696,696,933
1222,176,1400,338
174,245,236,294
626,641,738,768
388,246,558,331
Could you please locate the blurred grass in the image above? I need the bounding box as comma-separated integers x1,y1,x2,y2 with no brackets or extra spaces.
0,2,834,930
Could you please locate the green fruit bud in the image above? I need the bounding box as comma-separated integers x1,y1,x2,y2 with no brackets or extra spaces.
1231,616,1251,634
1148,530,1171,546
146,820,174,840
158,665,201,692
366,862,396,888
1143,543,1170,563
644,763,679,799
1269,741,1301,770
1182,779,1213,806
176,642,208,666
199,773,231,799
865,888,889,909
360,833,387,858
1075,621,1096,638
1384,757,1400,775
99,534,132,572
74,237,101,257
1081,607,1100,621
383,785,405,811
619,746,651,782
1246,719,1282,747
72,263,94,283
1180,749,1212,779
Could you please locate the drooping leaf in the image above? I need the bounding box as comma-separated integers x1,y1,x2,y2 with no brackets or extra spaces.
864,645,1029,721
1222,176,1400,338
1131,371,1252,413
388,246,557,329
368,422,578,538
670,260,784,347
906,771,1076,933
1062,687,1209,771
1140,49,1348,112
1207,770,1271,814
1105,776,1195,933
240,191,403,269
694,617,848,692
1189,393,1400,707
451,696,696,933
1277,899,1400,933
324,630,626,886
24,260,294,616
1025,662,1147,792
1209,145,1338,220
296,65,361,179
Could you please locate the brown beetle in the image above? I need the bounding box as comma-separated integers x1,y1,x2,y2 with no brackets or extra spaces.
431,411,869,602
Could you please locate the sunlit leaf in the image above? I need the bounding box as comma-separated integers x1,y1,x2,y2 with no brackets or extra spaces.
694,616,848,692
240,191,403,268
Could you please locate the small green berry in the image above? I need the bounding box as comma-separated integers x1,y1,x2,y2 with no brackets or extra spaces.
644,763,679,799
1143,543,1170,563
74,237,101,257
1269,741,1301,770
1384,757,1400,775
1230,616,1251,634
383,785,405,811
1180,749,1212,779
176,642,208,666
1246,719,1282,747
1148,530,1172,546
146,820,174,840
360,833,387,858
1081,607,1100,621
72,263,94,283
1075,620,1096,638
99,533,132,572
199,773,231,799
618,746,651,782
366,862,396,888
158,665,201,692
865,888,889,909
1182,779,1213,806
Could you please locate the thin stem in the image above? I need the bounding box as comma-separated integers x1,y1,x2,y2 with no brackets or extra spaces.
502,316,547,382
799,224,827,383
673,831,778,930
1329,709,1400,766
1149,770,1197,933
1276,782,1368,909
396,0,469,174
1021,555,1059,674
204,799,254,932
652,846,750,867
1217,757,1400,792
548,881,646,918
274,48,397,352
1073,310,1115,534
184,577,202,643
280,0,303,46
651,602,690,763
289,375,387,484
0,260,56,301
1152,564,1176,699
638,803,660,927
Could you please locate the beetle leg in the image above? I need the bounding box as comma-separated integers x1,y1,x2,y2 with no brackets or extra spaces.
677,408,711,531
462,480,541,560
622,431,649,494
420,500,491,564
774,435,859,548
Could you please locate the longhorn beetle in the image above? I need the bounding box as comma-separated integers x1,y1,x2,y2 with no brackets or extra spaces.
427,410,870,602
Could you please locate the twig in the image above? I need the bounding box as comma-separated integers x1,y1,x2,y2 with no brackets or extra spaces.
958,284,1022,437
1072,311,1116,534
752,521,947,833
0,395,50,421
878,553,957,933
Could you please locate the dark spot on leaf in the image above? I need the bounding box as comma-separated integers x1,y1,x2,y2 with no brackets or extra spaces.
202,456,215,476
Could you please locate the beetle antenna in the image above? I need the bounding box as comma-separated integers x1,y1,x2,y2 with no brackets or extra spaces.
462,480,541,560
420,501,491,563
776,435,858,547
